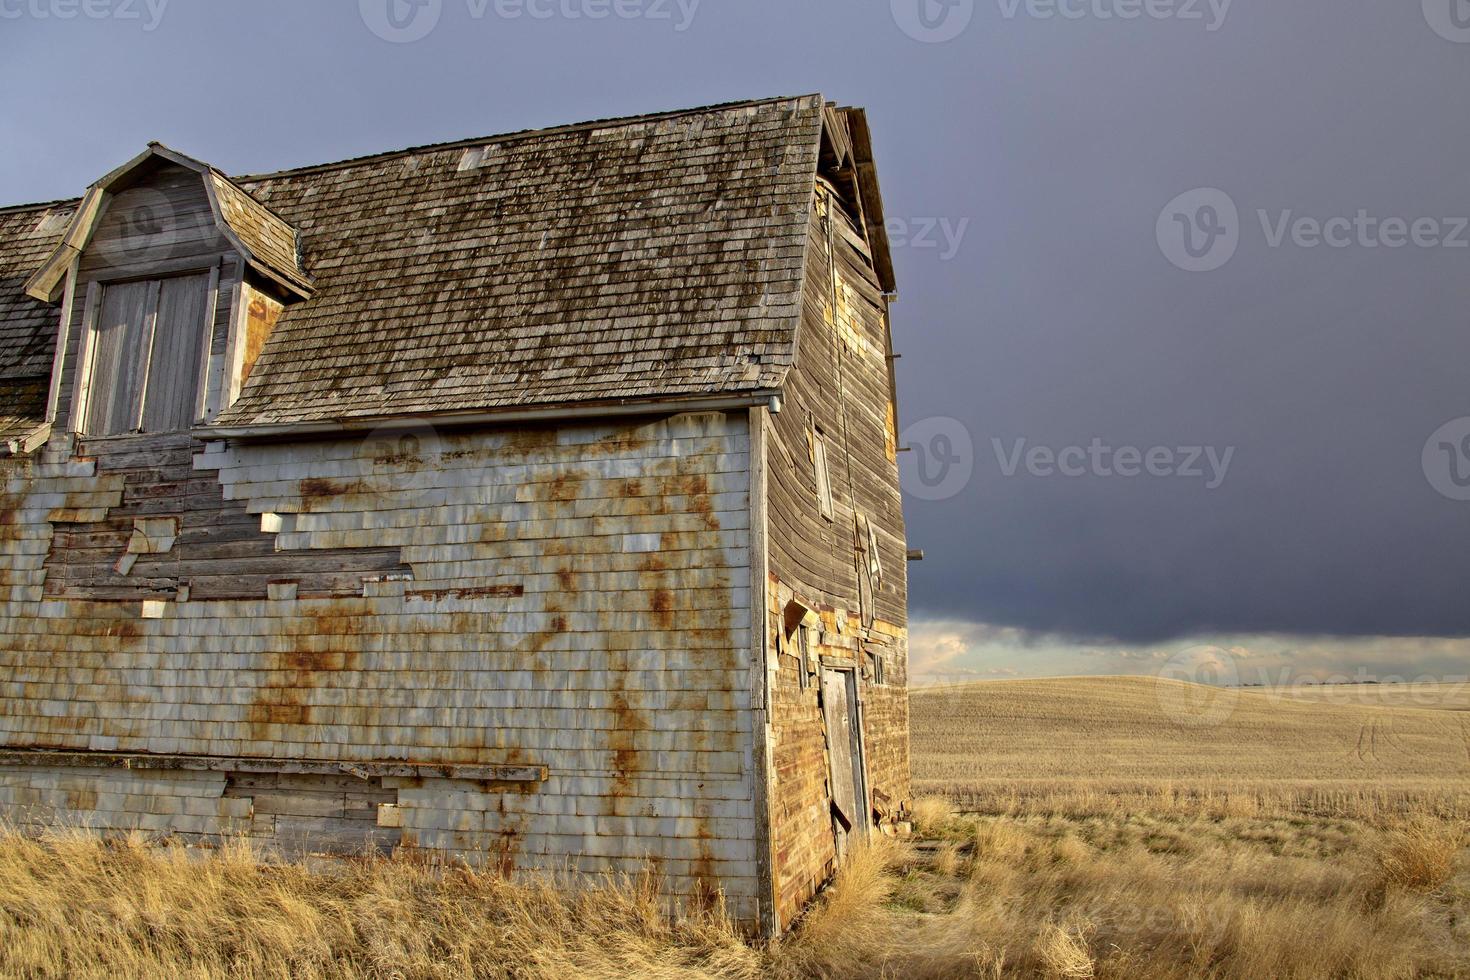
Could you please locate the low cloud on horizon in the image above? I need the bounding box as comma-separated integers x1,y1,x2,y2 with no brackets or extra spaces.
909,617,1470,689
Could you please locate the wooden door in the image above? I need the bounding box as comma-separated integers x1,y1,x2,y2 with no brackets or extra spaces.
821,666,869,846
84,279,155,436
141,273,211,432
82,273,210,436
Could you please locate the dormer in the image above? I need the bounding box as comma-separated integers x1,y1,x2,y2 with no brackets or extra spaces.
25,145,312,438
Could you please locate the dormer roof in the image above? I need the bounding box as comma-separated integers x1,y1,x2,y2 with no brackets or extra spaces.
23,143,313,304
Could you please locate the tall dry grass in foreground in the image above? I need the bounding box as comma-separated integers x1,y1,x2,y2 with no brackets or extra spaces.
2,812,1467,979
0,827,762,980
804,808,1468,979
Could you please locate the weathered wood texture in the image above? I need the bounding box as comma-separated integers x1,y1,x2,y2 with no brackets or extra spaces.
0,97,909,936
0,203,73,443
41,432,409,601
0,412,760,920
0,765,252,836
204,171,313,296
54,161,241,436
213,97,823,426
763,176,910,929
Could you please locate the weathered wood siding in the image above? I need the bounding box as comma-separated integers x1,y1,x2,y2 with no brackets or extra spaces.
54,161,240,435
0,411,761,921
761,181,910,929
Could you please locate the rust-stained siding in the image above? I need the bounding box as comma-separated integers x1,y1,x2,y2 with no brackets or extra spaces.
761,180,910,930
0,411,761,921
0,96,911,937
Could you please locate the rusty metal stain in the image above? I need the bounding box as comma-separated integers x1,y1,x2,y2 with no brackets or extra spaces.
404,585,524,601
649,588,674,629
298,477,367,499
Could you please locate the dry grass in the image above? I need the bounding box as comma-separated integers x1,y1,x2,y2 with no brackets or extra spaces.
888,675,1470,976
885,805,1468,979
4,675,1467,978
912,676,1470,820
0,826,766,980
1368,819,1466,897
911,795,960,836
4,812,1465,979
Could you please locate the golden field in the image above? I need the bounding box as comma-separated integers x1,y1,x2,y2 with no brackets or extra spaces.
912,675,1470,820
0,675,1467,979
898,675,1470,977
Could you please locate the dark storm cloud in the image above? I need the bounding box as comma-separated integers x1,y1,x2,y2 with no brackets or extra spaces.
3,0,1469,646
894,1,1470,644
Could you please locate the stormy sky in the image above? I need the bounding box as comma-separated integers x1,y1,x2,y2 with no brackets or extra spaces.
4,0,1470,682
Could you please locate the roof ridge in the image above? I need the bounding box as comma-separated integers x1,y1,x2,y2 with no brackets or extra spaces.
0,94,821,212
235,93,822,183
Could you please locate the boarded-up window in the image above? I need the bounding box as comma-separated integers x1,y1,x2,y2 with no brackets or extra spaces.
83,273,210,435
84,280,153,436
868,649,886,686
813,430,834,521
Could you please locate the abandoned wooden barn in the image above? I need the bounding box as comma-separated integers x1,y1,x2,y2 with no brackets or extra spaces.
0,95,909,934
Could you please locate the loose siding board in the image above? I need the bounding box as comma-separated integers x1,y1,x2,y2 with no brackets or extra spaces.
0,411,760,921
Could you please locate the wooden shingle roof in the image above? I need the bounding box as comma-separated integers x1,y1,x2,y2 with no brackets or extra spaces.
0,202,73,446
0,94,834,435
219,94,823,427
